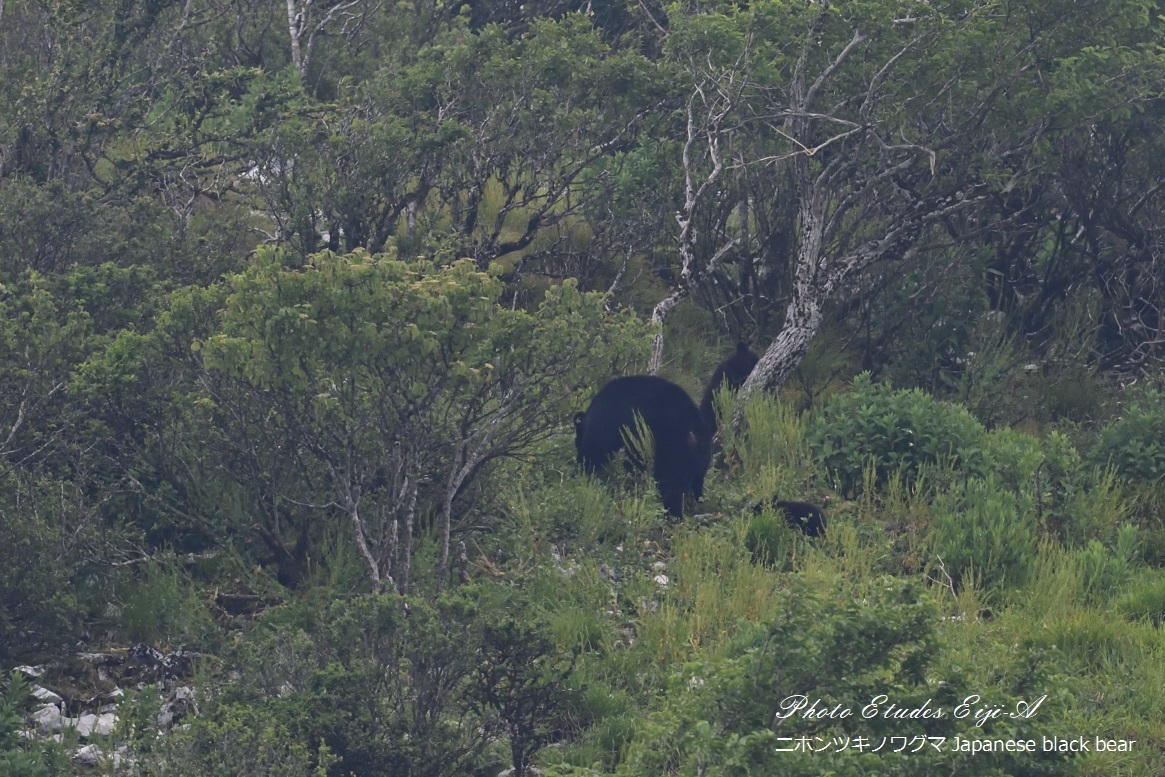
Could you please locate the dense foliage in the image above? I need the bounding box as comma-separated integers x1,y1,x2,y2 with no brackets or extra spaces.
809,373,989,496
2,0,1165,774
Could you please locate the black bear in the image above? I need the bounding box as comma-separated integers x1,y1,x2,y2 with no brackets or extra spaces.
755,499,827,537
699,342,760,431
574,343,759,518
575,376,711,517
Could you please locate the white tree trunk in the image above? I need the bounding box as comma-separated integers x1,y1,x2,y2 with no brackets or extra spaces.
285,0,303,74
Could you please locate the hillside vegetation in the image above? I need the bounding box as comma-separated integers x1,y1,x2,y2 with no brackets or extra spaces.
2,0,1165,774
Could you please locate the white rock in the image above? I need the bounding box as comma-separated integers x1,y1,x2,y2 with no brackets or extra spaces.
74,744,105,766
94,712,118,736
68,712,115,737
112,746,133,769
15,665,45,678
653,574,669,587
651,561,667,572
72,714,95,736
31,704,63,734
31,686,63,704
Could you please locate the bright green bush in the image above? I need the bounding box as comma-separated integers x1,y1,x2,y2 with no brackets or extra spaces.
1077,525,1140,603
982,428,1077,497
744,510,796,568
1091,388,1165,482
1116,573,1165,624
930,476,1038,593
979,428,1114,543
809,373,987,496
198,248,652,591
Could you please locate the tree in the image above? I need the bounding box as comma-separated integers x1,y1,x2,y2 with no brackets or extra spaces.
200,247,649,592
472,618,579,777
284,0,384,77
249,13,658,290
629,0,1165,403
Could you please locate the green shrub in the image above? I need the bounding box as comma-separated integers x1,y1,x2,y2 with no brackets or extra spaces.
1028,364,1108,424
981,428,1102,542
0,672,70,777
618,577,1071,776
1116,573,1165,624
1055,466,1129,547
0,472,99,661
809,373,987,496
140,703,336,777
1091,388,1165,482
743,511,795,568
983,428,1080,498
930,476,1037,593
140,588,558,777
117,560,218,648
1078,525,1140,603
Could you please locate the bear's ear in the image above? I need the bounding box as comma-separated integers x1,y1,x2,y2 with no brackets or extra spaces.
736,341,751,354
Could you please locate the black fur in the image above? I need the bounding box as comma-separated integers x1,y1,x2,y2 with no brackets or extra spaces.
755,499,827,537
699,342,759,431
575,375,712,517
574,344,758,518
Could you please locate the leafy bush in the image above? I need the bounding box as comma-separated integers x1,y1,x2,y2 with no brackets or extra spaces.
809,373,987,496
1091,388,1165,481
1116,573,1165,624
618,578,1070,776
471,618,580,777
139,588,551,777
0,471,103,661
116,560,218,648
981,428,1099,541
1077,525,1140,603
141,704,337,777
982,428,1077,497
198,248,652,591
930,476,1038,593
743,510,795,568
0,672,69,777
